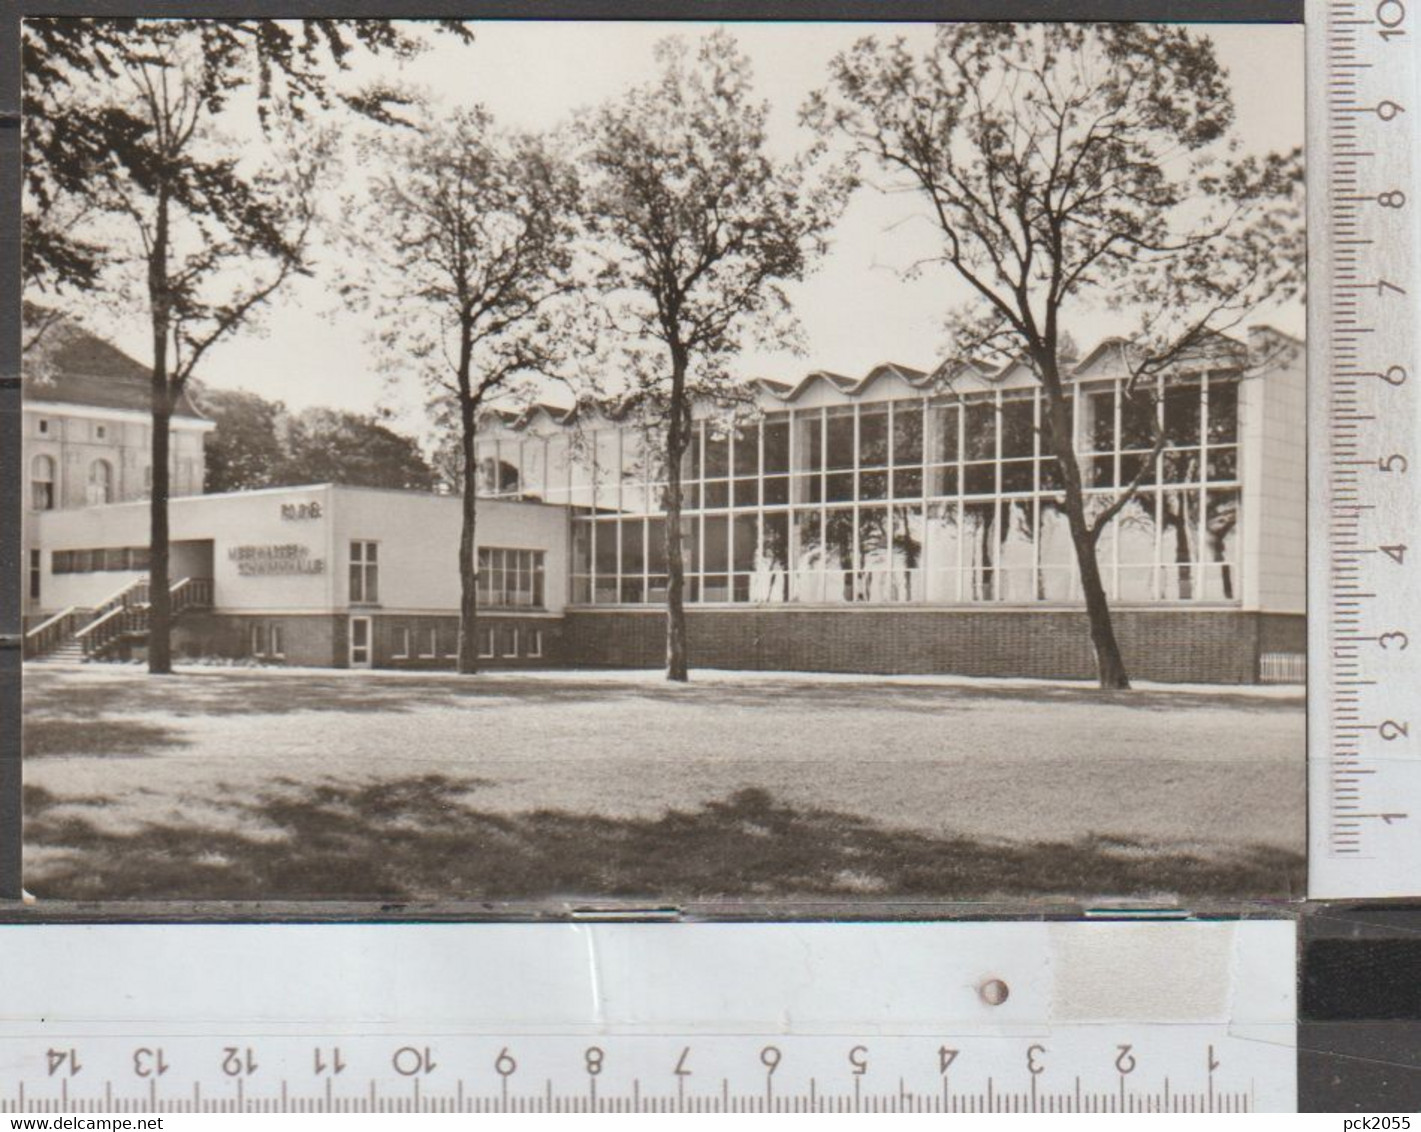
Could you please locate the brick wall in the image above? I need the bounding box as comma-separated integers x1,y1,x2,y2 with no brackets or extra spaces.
173,612,342,666
1259,612,1307,654
564,607,1305,683
367,614,561,669
171,612,560,668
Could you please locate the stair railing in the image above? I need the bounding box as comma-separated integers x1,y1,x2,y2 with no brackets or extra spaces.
76,576,214,659
23,607,88,659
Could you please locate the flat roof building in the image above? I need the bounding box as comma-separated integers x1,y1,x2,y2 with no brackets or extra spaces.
22,322,1303,682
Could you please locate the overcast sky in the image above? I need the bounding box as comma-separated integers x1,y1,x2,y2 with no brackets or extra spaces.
96,20,1305,426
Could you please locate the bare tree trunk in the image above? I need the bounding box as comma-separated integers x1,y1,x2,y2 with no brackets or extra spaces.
1041,377,1131,690
456,371,480,675
664,342,690,682
149,398,172,674
147,189,173,676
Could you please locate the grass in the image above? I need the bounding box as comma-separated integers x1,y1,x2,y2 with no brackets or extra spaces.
21,665,1306,904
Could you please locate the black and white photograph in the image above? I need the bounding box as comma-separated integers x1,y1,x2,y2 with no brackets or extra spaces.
19,16,1306,905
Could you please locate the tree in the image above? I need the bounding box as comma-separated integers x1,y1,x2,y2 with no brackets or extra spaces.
22,18,471,675
582,31,841,682
197,387,287,493
198,388,435,493
21,19,469,296
808,23,1303,689
279,408,436,491
343,108,582,674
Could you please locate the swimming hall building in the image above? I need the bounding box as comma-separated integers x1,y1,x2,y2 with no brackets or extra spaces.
21,322,1304,683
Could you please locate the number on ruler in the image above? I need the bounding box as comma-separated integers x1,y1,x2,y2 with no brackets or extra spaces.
391,1046,434,1076
46,1049,81,1078
584,1046,604,1077
848,1046,869,1076
222,1047,258,1077
494,1048,517,1078
1377,0,1406,38
313,1047,345,1076
132,1048,168,1078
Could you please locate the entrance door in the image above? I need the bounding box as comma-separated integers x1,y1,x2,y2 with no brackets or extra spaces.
349,616,372,668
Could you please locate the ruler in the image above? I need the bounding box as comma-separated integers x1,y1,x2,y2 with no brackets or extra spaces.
0,922,1297,1114
1308,0,1421,897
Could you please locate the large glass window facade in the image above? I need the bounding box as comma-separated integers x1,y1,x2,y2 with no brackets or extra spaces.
477,547,546,609
478,373,1243,606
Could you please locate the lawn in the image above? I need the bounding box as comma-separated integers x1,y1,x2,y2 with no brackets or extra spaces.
21,665,1306,904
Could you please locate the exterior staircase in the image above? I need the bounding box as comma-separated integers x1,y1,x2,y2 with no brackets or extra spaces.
24,576,213,663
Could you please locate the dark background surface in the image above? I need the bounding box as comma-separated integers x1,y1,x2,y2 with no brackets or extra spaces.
1301,907,1421,1112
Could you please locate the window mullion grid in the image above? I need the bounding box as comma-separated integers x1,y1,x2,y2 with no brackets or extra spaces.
695,420,705,603
1200,371,1212,599
1069,388,1080,603
919,396,928,604
956,393,965,603
1198,373,1210,598
1031,388,1041,602
611,429,622,604
851,401,861,602
757,413,766,604
818,408,827,599
886,398,894,601
993,389,1003,603
1155,375,1166,600
725,426,735,604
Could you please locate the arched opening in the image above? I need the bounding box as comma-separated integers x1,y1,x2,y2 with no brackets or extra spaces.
30,454,56,511
87,459,113,506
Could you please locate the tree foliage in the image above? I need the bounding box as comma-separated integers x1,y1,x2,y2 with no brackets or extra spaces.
280,408,436,492
21,17,470,298
582,30,843,680
342,105,583,673
199,387,435,493
197,387,288,493
808,23,1303,689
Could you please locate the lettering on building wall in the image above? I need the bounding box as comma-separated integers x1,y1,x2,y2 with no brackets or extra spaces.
280,501,323,521
229,544,326,576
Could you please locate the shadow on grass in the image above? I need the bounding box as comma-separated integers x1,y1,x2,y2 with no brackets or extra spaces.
23,667,1301,724
24,718,189,759
25,777,1305,903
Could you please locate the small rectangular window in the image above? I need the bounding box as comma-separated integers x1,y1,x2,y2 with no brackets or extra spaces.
269,624,284,658
38,419,49,434
95,424,106,440
419,628,436,658
393,628,411,659
478,628,495,659
251,623,264,657
350,540,379,604
528,629,543,659
502,628,519,658
30,549,41,601
444,626,458,659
